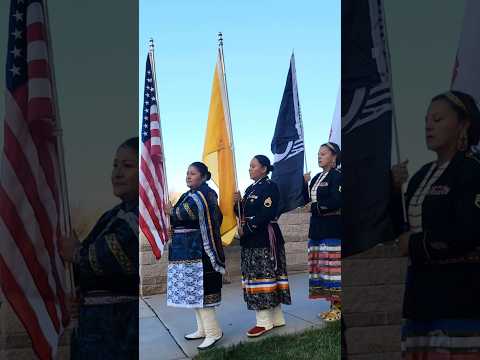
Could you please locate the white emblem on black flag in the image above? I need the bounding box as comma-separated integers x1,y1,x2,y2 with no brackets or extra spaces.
271,53,307,216
342,0,396,256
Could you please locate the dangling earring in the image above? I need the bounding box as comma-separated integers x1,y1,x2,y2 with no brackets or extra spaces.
331,158,336,168
457,131,468,151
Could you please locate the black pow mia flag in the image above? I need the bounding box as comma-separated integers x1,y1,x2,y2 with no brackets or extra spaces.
271,53,307,217
342,0,396,256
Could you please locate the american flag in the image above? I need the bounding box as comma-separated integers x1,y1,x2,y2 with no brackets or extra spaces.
0,0,69,359
139,42,169,260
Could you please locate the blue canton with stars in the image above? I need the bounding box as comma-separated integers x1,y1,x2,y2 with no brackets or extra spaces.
6,0,31,92
141,54,157,143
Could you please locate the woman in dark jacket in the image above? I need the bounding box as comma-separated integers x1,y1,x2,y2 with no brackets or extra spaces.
60,137,139,360
304,142,342,322
391,91,480,358
234,155,291,338
166,162,225,350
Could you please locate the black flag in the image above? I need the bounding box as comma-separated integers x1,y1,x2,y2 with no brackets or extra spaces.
271,54,307,216
342,0,396,256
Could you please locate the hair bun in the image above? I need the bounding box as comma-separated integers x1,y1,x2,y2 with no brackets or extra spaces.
254,154,273,174
189,162,211,181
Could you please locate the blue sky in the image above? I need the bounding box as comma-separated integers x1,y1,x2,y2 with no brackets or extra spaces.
139,0,340,194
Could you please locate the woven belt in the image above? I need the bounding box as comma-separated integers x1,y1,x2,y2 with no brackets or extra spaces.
173,228,199,233
320,210,341,216
426,254,480,265
83,295,137,305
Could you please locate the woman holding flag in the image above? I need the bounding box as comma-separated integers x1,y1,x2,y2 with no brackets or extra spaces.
391,91,480,358
165,161,225,350
303,142,342,322
60,137,140,360
234,155,291,338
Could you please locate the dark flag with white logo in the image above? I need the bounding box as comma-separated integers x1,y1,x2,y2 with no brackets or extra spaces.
271,54,307,216
342,0,396,256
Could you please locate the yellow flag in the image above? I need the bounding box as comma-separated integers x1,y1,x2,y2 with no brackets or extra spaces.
202,49,237,246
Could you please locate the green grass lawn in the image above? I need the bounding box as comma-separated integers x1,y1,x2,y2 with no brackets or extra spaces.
193,322,340,360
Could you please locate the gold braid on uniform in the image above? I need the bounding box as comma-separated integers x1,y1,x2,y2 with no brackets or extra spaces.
88,244,103,275
105,234,135,274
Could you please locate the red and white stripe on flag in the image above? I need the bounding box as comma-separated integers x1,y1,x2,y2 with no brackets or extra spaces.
139,49,169,260
451,0,480,104
0,1,69,359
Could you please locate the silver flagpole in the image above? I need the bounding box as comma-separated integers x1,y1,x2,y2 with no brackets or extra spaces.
43,0,76,296
292,51,309,175
148,38,171,241
381,0,407,225
217,32,241,228
148,38,170,198
218,32,238,188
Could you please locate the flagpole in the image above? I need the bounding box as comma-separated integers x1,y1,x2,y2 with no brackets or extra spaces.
290,51,309,175
300,102,308,176
299,100,309,175
148,38,171,234
382,0,407,225
148,39,170,197
43,0,76,296
217,32,242,223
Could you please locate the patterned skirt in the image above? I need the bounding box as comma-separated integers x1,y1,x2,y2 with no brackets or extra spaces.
241,244,291,311
401,319,480,359
167,230,222,308
308,238,341,301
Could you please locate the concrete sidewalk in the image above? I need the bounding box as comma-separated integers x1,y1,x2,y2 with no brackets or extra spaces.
140,273,328,360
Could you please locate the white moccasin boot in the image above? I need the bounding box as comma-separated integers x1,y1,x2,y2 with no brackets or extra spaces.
197,307,223,350
272,305,286,327
184,309,205,340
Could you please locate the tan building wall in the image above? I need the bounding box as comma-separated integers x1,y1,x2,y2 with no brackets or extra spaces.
343,243,407,360
140,206,311,296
